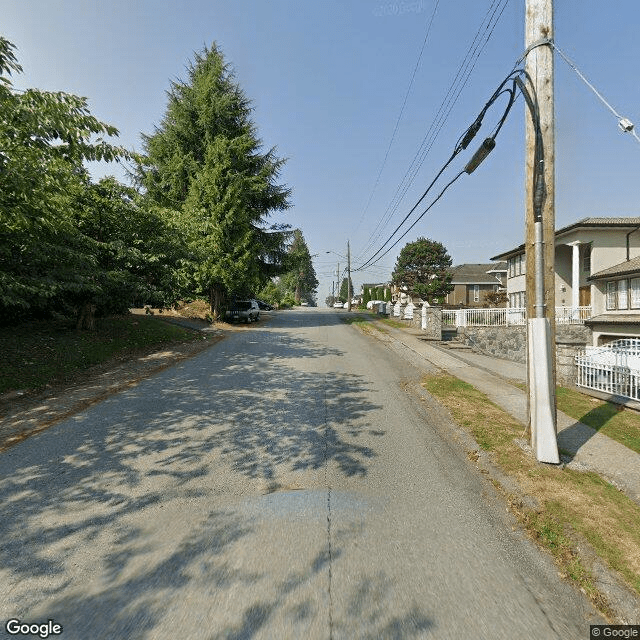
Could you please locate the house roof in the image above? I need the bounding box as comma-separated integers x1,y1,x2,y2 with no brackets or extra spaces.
556,217,640,238
588,255,640,281
585,313,640,325
491,217,640,261
487,261,507,273
448,263,504,285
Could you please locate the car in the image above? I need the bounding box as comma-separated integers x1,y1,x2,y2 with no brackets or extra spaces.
226,299,260,323
333,302,344,308
254,299,274,311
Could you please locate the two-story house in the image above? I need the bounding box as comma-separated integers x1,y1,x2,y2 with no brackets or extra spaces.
444,263,507,307
492,217,640,345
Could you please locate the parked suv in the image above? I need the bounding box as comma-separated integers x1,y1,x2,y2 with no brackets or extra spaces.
226,300,260,323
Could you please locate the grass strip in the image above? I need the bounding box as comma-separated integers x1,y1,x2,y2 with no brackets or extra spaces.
1,315,209,394
423,372,640,607
495,381,640,455
556,386,640,455
379,317,406,329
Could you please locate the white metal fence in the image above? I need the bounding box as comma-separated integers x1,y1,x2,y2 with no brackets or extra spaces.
575,357,640,400
442,306,591,327
575,340,640,401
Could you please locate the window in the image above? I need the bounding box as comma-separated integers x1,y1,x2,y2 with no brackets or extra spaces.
583,245,592,275
508,255,525,278
618,279,629,309
606,281,617,310
631,278,640,309
473,285,479,302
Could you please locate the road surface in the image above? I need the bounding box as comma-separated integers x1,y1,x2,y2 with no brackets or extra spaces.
0,308,601,639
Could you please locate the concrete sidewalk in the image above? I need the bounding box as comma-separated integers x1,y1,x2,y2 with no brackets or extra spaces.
384,325,640,507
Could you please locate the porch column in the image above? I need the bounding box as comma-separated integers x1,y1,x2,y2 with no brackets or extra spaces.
569,242,580,311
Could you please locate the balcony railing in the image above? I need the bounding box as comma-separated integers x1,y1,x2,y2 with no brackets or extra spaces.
442,306,591,328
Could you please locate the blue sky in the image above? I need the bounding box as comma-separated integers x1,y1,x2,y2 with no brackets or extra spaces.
2,1,639,302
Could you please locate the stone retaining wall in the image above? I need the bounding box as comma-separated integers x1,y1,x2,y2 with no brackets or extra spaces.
396,306,442,339
458,324,591,386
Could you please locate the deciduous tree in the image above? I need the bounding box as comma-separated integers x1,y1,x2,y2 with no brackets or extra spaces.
0,37,131,324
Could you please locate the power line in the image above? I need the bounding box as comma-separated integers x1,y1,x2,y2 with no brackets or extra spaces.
355,0,511,263
356,65,521,272
552,41,640,145
352,0,441,239
355,170,466,271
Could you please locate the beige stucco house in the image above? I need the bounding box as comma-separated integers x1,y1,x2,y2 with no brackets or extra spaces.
492,217,640,344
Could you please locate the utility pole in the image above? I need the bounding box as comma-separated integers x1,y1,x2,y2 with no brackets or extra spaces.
347,240,352,312
525,0,559,463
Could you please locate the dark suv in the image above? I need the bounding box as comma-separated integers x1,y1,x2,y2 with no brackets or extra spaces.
226,300,260,323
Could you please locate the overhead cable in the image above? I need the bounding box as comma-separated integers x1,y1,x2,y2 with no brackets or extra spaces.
355,0,511,263
552,42,640,145
356,69,520,272
352,0,441,239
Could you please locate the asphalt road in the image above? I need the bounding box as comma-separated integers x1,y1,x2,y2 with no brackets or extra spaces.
0,308,602,639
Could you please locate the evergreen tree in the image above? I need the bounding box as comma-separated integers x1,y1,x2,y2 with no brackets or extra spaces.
339,277,354,303
136,44,291,318
392,237,453,304
281,229,318,304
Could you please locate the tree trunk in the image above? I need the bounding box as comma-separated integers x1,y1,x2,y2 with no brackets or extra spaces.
210,284,225,321
76,302,97,330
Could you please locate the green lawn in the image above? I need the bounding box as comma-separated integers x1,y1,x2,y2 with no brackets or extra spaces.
423,372,640,604
1,315,208,394
556,386,640,455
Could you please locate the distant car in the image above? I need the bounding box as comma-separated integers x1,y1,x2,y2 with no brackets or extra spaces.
333,302,344,308
255,299,274,311
300,302,309,306
226,299,260,323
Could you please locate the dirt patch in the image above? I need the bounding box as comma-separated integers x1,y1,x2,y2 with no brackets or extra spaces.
0,333,224,453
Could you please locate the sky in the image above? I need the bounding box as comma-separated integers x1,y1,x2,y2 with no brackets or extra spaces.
2,0,639,303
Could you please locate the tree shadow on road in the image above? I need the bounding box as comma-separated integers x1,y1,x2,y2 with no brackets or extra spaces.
0,325,385,637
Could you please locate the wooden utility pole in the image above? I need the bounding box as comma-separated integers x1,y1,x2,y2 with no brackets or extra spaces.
525,0,559,463
347,241,352,312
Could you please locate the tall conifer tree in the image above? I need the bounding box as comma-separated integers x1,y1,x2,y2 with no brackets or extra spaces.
137,44,291,318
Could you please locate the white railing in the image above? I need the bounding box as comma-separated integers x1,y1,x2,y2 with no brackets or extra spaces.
555,306,592,324
575,355,640,401
442,306,591,327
